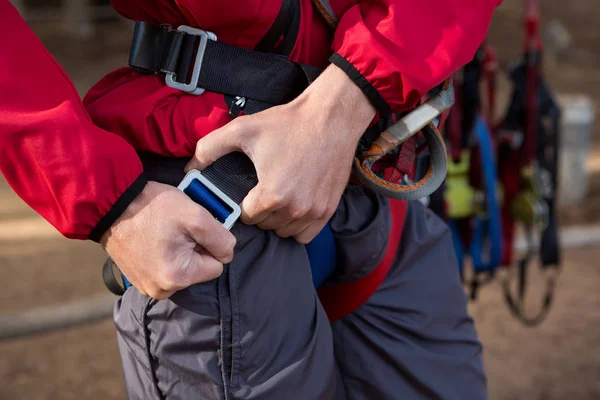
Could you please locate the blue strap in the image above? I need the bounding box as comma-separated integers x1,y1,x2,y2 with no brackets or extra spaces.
305,223,337,287
122,274,132,290
469,115,503,272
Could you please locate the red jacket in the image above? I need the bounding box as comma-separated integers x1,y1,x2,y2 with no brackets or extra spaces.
0,0,500,241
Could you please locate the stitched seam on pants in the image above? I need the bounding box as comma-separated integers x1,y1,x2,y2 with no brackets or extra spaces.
218,266,233,400
142,299,166,400
229,263,241,389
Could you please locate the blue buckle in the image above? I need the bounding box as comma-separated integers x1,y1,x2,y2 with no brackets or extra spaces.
178,170,241,230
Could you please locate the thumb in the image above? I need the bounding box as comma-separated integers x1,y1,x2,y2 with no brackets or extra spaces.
185,251,225,284
186,120,244,172
182,205,237,264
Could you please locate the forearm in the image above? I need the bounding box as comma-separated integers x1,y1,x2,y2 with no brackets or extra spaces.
0,0,145,240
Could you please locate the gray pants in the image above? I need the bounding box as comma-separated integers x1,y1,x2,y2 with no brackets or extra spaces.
114,186,486,399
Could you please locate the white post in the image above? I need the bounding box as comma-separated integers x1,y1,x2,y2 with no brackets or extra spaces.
558,95,596,206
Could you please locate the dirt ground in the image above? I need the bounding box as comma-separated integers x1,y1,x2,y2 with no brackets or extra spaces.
1,1,600,399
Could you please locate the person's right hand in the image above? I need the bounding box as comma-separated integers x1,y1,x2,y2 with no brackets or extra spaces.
100,181,236,299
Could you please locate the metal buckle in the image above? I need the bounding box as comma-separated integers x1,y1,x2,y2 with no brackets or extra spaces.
178,170,241,230
165,25,217,95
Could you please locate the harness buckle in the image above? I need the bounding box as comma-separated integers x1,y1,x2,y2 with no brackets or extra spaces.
165,26,217,95
178,170,241,230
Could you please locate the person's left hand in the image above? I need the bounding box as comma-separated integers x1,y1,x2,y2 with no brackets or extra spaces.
186,64,376,244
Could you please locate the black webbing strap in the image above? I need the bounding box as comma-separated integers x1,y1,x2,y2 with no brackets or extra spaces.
140,152,258,204
128,20,318,107
103,258,126,296
500,59,561,327
255,0,300,55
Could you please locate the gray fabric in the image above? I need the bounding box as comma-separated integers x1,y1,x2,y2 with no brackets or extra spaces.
328,184,391,283
115,223,338,400
332,201,487,400
114,188,486,399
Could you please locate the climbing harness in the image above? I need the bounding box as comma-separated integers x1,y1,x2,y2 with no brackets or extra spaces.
103,0,454,320
497,0,561,326
499,66,561,323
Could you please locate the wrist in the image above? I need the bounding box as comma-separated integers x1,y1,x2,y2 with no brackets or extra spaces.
89,173,148,243
297,64,376,141
100,181,158,246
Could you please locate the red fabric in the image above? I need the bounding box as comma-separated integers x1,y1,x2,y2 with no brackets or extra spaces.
86,0,501,156
318,199,407,321
331,0,502,112
0,1,143,239
85,0,332,157
2,0,499,240
0,0,499,317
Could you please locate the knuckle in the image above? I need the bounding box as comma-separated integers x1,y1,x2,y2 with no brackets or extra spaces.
225,237,236,257
159,270,181,291
263,191,287,210
190,209,212,231
227,119,243,137
229,119,250,144
193,139,205,157
289,202,310,220
310,202,329,219
325,202,338,218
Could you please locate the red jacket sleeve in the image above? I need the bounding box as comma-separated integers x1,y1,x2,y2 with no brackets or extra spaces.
0,0,146,241
330,0,502,114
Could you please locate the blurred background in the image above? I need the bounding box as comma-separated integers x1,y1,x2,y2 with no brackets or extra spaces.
1,0,599,399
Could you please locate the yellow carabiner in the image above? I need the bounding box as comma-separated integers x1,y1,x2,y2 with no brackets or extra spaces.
445,151,476,219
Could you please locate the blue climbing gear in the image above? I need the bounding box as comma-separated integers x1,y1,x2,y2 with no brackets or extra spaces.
469,115,503,274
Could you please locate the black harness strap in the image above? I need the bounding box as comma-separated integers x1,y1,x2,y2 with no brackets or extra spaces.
500,59,562,326
255,0,300,55
128,21,313,107
103,258,126,296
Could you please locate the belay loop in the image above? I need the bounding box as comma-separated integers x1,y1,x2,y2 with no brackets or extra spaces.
353,79,454,200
